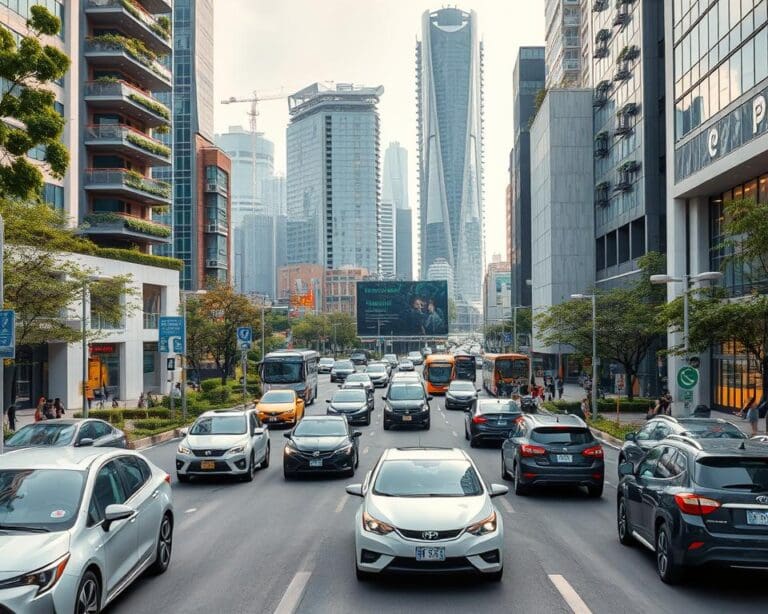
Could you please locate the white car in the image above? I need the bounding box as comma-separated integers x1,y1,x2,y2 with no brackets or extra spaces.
175,409,270,482
346,447,507,581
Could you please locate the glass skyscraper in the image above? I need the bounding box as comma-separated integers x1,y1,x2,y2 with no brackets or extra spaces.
416,8,485,305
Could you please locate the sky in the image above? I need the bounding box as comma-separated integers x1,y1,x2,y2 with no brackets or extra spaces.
212,0,546,264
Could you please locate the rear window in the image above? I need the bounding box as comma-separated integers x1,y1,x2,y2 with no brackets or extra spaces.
478,400,520,414
695,457,768,491
531,427,594,445
679,421,746,440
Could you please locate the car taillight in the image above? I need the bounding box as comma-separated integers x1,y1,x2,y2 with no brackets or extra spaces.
472,415,488,424
164,473,171,484
674,493,721,516
582,445,604,458
520,444,546,457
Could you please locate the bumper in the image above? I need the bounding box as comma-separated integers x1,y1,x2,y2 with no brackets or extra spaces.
678,530,768,568
327,409,370,425
384,410,430,428
259,413,297,426
176,452,250,476
370,379,389,388
470,425,516,442
0,571,79,614
518,460,604,487
318,368,332,374
445,397,474,410
283,451,355,474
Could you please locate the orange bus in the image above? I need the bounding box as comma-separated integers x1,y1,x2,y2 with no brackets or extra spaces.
482,353,530,397
423,354,455,395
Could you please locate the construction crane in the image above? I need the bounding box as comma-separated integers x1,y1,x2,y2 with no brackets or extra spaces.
220,89,285,135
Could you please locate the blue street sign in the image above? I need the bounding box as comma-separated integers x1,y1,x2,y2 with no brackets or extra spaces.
0,309,15,359
237,326,252,350
502,332,513,344
159,316,185,353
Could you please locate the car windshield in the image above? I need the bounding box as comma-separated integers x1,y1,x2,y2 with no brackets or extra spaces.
0,469,85,531
695,457,768,491
449,381,476,392
679,421,746,439
293,419,347,437
346,374,370,382
334,361,353,369
320,358,334,365
333,390,367,403
262,360,302,384
426,364,452,383
388,384,425,401
408,352,421,358
478,400,520,414
531,427,594,445
367,365,386,373
373,459,483,497
261,390,295,404
190,416,246,435
384,355,397,362
5,424,76,447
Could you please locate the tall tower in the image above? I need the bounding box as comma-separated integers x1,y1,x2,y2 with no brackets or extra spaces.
416,8,484,307
383,142,413,280
544,0,583,88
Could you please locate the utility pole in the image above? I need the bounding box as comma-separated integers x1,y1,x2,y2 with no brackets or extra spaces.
82,282,89,418
0,216,4,453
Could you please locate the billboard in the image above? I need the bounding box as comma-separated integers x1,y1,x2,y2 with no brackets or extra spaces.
356,281,449,337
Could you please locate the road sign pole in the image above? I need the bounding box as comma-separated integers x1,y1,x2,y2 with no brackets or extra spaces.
242,350,247,403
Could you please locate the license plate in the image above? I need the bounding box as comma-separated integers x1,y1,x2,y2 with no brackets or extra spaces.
415,546,445,561
556,454,573,463
402,415,412,422
269,417,278,422
746,510,768,526
309,459,323,467
200,460,215,470
497,421,508,426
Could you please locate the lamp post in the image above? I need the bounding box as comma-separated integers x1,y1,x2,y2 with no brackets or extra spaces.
331,322,340,358
571,293,597,419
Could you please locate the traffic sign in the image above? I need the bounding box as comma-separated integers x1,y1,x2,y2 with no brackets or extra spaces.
0,309,15,359
502,332,513,344
166,357,176,371
159,316,185,353
237,326,252,350
677,366,699,390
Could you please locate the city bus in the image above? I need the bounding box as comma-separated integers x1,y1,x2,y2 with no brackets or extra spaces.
259,349,319,405
454,353,477,382
482,353,530,397
423,354,455,395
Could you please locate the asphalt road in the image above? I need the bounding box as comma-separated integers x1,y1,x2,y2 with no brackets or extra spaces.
109,371,766,614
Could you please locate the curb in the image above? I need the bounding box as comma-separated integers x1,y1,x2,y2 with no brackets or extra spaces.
128,427,186,451
590,428,623,450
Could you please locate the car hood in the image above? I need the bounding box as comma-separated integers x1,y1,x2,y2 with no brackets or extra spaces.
330,402,368,412
0,531,70,576
367,495,490,531
368,372,387,379
291,436,348,452
257,402,296,414
387,399,426,410
185,434,248,449
332,368,355,373
448,392,476,398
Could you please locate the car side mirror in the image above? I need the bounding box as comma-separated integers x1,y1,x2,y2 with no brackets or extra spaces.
345,484,364,497
624,432,637,442
103,503,134,531
618,461,635,477
427,396,434,402
352,431,362,438
179,428,188,437
77,438,94,448
489,483,509,498
283,432,291,439
253,428,265,436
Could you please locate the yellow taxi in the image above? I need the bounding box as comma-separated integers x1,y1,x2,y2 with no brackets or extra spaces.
256,389,305,426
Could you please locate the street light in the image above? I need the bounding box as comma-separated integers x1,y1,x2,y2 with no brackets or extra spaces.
571,293,598,419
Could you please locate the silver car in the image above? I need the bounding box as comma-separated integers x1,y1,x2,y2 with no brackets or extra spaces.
4,419,127,452
175,409,270,482
0,447,173,614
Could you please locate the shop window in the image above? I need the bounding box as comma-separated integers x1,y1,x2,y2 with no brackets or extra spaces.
618,224,630,263
630,217,645,259
606,231,617,267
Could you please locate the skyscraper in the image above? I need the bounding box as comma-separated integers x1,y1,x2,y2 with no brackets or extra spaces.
383,142,413,281
544,0,583,88
416,8,484,306
286,82,383,273
379,200,395,279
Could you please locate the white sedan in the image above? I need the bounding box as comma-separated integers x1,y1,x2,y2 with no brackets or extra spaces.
346,447,507,581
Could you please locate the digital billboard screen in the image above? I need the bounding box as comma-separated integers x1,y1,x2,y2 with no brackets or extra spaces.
356,281,449,337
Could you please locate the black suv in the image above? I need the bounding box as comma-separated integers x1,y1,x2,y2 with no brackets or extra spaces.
620,415,746,468
501,413,604,497
350,352,368,366
382,381,432,430
617,436,768,583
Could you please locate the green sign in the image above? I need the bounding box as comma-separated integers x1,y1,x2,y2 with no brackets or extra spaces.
677,366,699,390
681,390,693,402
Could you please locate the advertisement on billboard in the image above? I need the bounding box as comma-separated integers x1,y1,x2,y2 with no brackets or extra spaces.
356,281,449,337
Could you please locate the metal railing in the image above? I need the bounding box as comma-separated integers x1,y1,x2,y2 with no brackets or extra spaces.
84,80,170,119
84,38,172,82
84,124,171,158
84,168,171,200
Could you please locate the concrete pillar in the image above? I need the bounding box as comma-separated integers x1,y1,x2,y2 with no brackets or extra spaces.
689,197,712,410
667,197,687,416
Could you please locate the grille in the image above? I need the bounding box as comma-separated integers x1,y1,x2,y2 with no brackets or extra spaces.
398,528,463,541
191,449,228,457
295,449,336,459
387,556,474,572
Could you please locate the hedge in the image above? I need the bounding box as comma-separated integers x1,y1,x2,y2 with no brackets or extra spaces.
205,385,231,405
587,416,642,440
73,408,171,422
200,378,220,393
546,399,650,414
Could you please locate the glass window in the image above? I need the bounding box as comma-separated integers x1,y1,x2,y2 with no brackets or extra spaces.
89,461,127,525
730,48,743,98
695,456,768,489
720,0,730,39
730,0,741,27
292,418,347,437
742,37,755,91
0,469,84,530
117,456,149,498
719,60,730,108
655,448,687,479
709,6,719,45
637,447,664,478
755,26,768,83
759,175,768,203
190,415,247,435
373,460,483,497
530,428,594,445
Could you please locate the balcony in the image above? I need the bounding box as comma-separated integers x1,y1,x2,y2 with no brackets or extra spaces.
84,80,170,128
595,182,610,208
143,312,160,329
140,0,173,12
205,221,229,236
593,80,611,107
84,168,171,206
84,124,172,167
80,212,171,244
593,0,609,10
594,45,609,59
85,0,171,55
613,62,631,82
594,132,609,158
84,35,171,92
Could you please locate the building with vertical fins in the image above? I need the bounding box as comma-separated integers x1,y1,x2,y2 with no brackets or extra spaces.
416,7,485,311
383,142,412,280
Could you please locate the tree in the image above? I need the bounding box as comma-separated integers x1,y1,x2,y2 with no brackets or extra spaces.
0,6,70,200
288,312,359,353
535,252,666,400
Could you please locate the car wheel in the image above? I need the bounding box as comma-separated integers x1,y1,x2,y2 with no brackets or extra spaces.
383,420,390,430
242,452,256,482
424,419,430,431
617,497,634,546
365,413,371,426
176,473,190,483
464,426,470,441
587,483,603,498
75,570,101,614
260,443,271,469
469,437,478,448
501,455,510,481
656,523,684,584
513,463,528,496
283,467,293,480
148,513,173,575
486,568,503,582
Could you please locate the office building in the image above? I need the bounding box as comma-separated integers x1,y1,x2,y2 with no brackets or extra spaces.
383,142,413,280
324,267,370,315
286,82,383,273
196,135,231,287
379,200,395,279
395,208,414,281
277,264,324,316
510,47,546,306
545,0,583,87
665,0,768,412
426,258,455,304
417,8,485,306
483,261,512,325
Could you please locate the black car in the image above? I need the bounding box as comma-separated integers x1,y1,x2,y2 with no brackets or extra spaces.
464,399,522,446
326,388,372,426
617,436,768,583
444,380,479,410
283,416,361,478
619,415,746,468
501,414,604,497
330,359,356,382
318,357,335,374
3,418,127,451
382,381,432,430
350,352,368,366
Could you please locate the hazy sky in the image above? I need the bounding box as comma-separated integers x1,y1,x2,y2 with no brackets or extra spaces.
213,0,546,262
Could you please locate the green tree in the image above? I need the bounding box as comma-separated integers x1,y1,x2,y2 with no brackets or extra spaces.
535,252,666,400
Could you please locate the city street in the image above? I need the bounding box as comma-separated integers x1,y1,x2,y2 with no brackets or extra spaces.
110,373,766,614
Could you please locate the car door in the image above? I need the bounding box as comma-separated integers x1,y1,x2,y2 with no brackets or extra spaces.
249,412,267,462
630,447,665,542
502,421,525,474
116,455,160,564
92,421,116,447
88,460,139,594
627,422,657,462
77,421,98,447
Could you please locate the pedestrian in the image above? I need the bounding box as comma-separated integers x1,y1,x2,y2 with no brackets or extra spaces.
747,398,761,436
6,404,16,432
138,392,146,409
547,378,555,402
646,400,660,420
34,397,44,422
556,376,564,400
53,398,65,418
574,397,588,420
171,382,182,400
42,399,55,420
738,395,756,419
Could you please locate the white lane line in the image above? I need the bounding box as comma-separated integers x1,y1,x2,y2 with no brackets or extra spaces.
334,497,347,514
604,480,615,488
451,430,458,437
548,574,592,614
362,446,370,455
369,431,376,436
273,571,312,614
184,507,197,514
499,498,515,514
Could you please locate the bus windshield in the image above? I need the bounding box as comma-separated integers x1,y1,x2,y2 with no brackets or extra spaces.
427,364,452,384
495,359,527,379
262,360,303,384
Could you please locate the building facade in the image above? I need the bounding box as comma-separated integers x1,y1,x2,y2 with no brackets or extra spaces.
483,261,512,325
383,142,413,281
426,258,455,304
545,0,584,87
196,136,231,287
324,267,370,315
416,8,485,306
276,264,324,314
395,208,414,281
379,200,395,279
286,82,383,273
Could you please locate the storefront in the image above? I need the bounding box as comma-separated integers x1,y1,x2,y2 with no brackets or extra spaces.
89,343,121,402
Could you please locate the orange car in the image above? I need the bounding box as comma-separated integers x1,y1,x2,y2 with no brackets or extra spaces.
257,389,305,426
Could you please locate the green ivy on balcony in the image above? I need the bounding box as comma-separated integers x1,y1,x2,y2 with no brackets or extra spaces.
83,212,171,238
127,92,170,119
125,131,171,157
119,0,171,40
124,170,171,198
86,34,169,79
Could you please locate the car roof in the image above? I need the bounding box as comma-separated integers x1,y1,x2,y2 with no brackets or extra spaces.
381,447,468,461
661,436,768,456
0,446,129,470
301,415,345,422
199,409,249,417
523,413,587,427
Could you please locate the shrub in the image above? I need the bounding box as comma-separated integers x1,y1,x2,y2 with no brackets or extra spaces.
204,385,231,405
588,416,641,440
200,378,220,393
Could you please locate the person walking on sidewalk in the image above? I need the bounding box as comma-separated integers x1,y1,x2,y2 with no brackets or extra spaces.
6,404,16,432
556,377,564,400
747,399,760,436
53,398,65,418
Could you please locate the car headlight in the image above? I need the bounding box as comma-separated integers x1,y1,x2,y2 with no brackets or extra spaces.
466,511,497,536
0,554,70,595
421,403,430,412
335,443,354,455
284,441,298,455
177,444,192,455
226,445,246,455
362,511,394,535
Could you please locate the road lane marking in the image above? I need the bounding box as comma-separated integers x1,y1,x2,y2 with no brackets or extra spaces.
273,571,312,614
369,431,376,436
334,498,347,514
548,574,592,614
499,498,515,514
362,446,369,455
604,480,615,488
452,430,458,437
184,507,197,514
